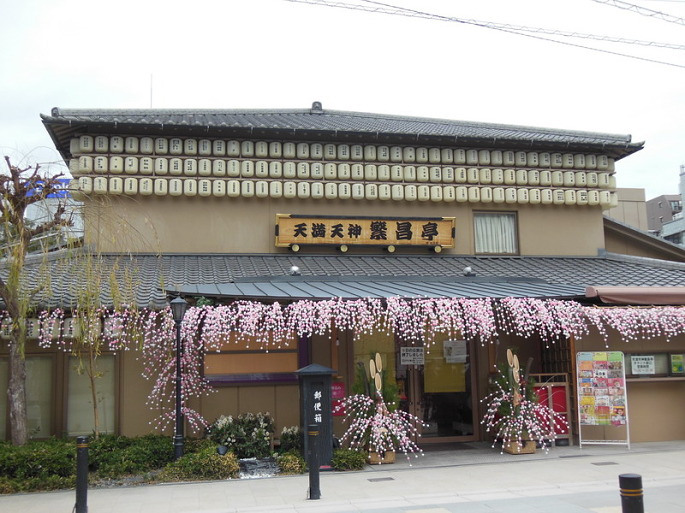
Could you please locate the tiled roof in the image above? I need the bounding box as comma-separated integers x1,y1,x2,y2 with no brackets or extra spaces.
11,251,685,310
41,105,643,161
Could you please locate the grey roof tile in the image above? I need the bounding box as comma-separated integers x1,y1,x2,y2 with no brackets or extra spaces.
41,106,643,161
7,250,685,309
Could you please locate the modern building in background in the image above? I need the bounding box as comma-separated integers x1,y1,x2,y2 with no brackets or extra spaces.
653,166,685,246
647,194,682,234
24,179,84,251
604,188,648,231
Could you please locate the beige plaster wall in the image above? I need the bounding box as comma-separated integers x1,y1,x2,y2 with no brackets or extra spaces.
85,195,606,257
575,330,685,442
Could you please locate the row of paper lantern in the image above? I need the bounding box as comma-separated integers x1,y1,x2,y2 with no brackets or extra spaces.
0,317,122,340
71,157,616,188
71,176,617,206
71,135,615,170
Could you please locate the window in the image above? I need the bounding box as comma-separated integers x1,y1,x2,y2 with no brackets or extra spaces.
0,359,6,440
474,212,518,254
204,332,302,385
0,356,54,440
67,354,116,436
626,352,685,378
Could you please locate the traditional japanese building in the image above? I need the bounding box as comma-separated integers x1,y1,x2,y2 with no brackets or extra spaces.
2,103,685,445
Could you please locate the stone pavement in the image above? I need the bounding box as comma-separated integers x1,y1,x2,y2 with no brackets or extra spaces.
2,441,684,513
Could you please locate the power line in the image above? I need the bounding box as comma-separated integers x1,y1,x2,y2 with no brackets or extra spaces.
591,0,685,25
365,0,685,49
285,0,685,69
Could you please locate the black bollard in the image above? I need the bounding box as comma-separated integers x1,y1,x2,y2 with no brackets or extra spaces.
307,424,321,500
619,473,644,513
75,436,89,513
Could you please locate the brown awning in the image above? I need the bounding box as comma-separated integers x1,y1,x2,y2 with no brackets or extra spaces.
585,286,685,305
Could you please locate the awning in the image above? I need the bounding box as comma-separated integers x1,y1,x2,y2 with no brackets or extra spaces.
166,276,586,301
585,286,685,305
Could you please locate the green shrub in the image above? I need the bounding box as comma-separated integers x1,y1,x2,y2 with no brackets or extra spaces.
207,412,274,459
0,439,77,493
0,435,241,494
276,451,306,475
0,438,75,479
278,426,303,454
184,437,214,454
90,434,174,478
158,446,239,481
331,448,366,471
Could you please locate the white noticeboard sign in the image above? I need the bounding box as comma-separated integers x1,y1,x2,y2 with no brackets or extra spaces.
443,339,467,363
630,355,655,375
400,346,424,365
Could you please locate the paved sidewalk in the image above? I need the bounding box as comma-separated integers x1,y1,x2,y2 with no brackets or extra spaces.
2,441,684,512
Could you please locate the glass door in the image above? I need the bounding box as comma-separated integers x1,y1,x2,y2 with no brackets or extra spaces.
398,335,477,442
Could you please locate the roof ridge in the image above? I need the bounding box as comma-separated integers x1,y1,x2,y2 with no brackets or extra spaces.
603,251,685,270
43,107,635,143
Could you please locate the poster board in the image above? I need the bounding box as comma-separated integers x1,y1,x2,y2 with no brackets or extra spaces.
576,351,630,449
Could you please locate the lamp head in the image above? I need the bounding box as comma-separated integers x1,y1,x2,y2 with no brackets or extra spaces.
170,296,188,322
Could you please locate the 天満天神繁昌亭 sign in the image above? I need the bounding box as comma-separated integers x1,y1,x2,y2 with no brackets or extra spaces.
276,215,455,248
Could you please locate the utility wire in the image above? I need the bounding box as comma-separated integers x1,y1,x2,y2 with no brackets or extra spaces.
359,0,683,47
591,0,685,25
370,0,684,49
285,0,685,69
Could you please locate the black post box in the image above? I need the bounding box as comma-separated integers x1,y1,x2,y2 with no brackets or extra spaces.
296,363,335,467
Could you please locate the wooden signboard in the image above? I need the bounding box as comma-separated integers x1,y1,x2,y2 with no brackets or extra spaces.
276,214,455,248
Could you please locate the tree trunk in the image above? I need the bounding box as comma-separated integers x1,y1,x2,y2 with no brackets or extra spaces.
8,340,28,445
88,346,100,439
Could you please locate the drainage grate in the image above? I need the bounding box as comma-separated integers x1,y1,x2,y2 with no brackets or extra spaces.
368,477,395,482
592,461,618,466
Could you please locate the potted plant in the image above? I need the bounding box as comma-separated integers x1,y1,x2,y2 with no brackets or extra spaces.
481,349,568,454
335,353,426,464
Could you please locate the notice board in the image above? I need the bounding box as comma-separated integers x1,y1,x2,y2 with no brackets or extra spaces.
576,351,630,449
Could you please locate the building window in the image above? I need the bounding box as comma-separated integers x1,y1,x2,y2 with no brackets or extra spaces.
474,212,518,254
0,358,6,440
67,354,116,436
0,355,54,440
204,332,302,385
626,352,685,377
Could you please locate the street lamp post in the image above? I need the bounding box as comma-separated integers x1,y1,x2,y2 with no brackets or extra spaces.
170,296,188,460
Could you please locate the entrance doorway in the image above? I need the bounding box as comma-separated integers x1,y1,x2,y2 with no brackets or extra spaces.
398,336,478,442
350,330,479,443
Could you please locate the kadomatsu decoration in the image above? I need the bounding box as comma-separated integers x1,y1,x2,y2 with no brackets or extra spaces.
481,349,569,454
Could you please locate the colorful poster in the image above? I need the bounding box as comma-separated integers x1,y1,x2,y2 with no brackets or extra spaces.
332,381,346,417
576,351,627,426
671,354,685,375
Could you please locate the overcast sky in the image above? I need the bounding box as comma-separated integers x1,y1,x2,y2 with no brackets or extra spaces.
1,0,683,199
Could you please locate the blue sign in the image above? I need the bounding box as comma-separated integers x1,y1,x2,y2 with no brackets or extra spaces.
25,179,71,198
